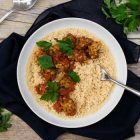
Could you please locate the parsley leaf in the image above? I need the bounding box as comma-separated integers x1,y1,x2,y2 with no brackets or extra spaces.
127,0,140,10
48,81,59,92
102,0,140,34
36,41,52,51
40,92,51,101
64,38,74,48
41,91,59,102
66,49,73,56
0,107,12,132
38,55,54,69
124,15,140,33
50,92,59,102
68,71,80,83
55,38,74,56
55,38,74,48
59,43,74,56
40,81,59,102
110,4,127,24
103,0,116,9
103,0,112,8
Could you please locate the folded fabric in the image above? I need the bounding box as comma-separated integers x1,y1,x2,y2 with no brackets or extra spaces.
0,0,140,140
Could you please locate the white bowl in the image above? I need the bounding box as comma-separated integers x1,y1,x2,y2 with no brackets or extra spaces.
17,18,127,128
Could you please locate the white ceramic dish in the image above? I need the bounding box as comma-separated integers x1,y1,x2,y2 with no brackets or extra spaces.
17,18,127,128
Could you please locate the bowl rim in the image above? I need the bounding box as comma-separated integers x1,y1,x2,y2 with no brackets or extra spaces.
17,17,127,128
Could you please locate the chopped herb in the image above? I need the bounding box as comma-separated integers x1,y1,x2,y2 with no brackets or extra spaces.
68,71,80,83
55,38,74,48
0,107,12,132
50,92,59,102
55,38,74,56
36,41,52,51
40,81,59,102
38,55,54,69
59,43,74,56
65,49,73,56
47,81,59,91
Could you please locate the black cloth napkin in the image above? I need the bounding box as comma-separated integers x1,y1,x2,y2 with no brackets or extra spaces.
0,0,140,140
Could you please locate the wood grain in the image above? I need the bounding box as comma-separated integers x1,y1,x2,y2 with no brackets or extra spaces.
0,0,139,140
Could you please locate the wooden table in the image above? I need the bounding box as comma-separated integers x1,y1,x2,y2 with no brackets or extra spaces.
0,1,140,140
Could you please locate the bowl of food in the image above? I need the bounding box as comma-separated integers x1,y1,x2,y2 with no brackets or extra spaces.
17,18,127,128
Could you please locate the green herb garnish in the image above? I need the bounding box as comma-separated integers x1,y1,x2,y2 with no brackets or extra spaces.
36,41,52,51
55,38,74,56
38,55,54,69
56,38,74,48
0,107,12,132
68,71,80,83
101,0,140,33
40,81,59,102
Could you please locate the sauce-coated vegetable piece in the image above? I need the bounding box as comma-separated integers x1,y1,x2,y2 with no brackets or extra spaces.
35,84,46,95
59,87,75,96
41,70,55,81
59,75,76,89
53,99,62,113
87,41,101,59
53,96,76,116
75,37,93,50
68,49,87,63
61,96,76,116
